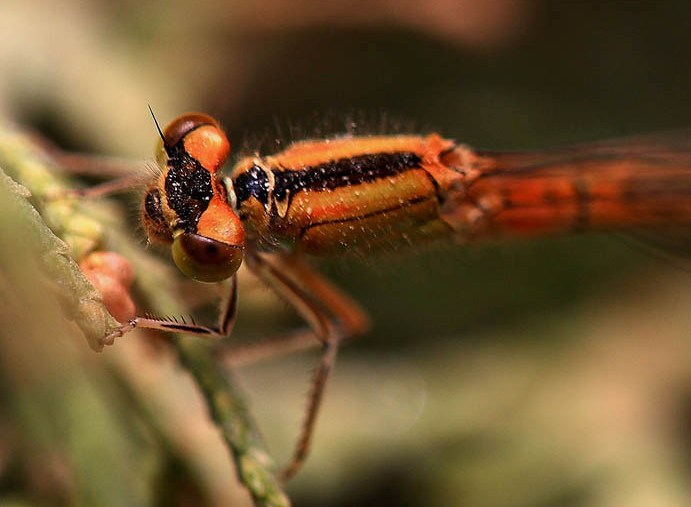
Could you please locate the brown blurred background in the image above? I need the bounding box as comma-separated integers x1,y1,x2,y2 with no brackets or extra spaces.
1,1,690,506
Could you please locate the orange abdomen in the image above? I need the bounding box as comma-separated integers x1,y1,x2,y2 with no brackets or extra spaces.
444,132,691,239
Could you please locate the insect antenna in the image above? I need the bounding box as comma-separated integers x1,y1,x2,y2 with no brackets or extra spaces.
148,105,171,154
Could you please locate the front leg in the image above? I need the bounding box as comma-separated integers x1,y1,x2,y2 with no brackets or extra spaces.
100,274,238,345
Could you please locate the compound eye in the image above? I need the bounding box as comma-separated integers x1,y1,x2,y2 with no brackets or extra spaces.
171,232,243,283
141,187,173,244
161,113,230,173
163,113,220,147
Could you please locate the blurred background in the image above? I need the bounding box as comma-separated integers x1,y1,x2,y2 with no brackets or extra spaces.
1,0,690,506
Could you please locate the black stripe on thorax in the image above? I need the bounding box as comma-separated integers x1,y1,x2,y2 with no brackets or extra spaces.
272,151,422,201
233,163,270,206
233,151,423,211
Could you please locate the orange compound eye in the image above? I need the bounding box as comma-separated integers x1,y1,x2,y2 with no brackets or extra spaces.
162,113,230,173
163,113,220,147
171,232,244,283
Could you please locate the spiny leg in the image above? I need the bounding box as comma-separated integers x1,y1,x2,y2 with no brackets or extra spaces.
101,275,238,345
242,251,369,481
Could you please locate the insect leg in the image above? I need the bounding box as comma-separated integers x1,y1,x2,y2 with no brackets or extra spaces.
100,274,238,345
57,172,149,199
38,143,152,199
241,251,368,481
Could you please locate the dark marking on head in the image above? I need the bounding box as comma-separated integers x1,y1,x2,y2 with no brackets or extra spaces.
164,142,214,232
142,187,173,242
144,188,167,228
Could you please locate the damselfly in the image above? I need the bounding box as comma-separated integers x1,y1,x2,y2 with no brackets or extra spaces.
97,113,691,479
